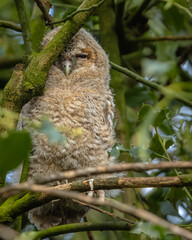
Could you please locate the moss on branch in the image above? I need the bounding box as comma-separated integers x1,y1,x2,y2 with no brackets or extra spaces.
2,0,104,116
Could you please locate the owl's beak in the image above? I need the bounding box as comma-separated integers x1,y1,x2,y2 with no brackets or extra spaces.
63,60,72,76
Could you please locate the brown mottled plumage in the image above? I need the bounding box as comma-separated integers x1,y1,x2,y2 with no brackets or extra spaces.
20,27,117,230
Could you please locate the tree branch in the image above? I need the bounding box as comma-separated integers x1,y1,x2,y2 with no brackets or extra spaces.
110,61,192,108
14,0,32,55
2,0,104,117
49,0,104,25
23,221,130,240
34,0,54,29
0,174,192,222
73,200,135,224
30,161,192,184
1,181,192,240
128,35,192,42
0,20,21,32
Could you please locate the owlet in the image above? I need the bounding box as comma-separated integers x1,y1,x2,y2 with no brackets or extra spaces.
19,26,117,230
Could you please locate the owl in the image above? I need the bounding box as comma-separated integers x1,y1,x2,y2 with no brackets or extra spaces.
20,26,117,230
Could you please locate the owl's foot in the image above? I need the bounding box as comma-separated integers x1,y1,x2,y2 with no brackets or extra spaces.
87,179,105,201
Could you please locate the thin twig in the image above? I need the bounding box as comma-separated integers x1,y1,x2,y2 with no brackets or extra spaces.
74,199,135,224
0,20,21,32
84,216,95,240
48,0,104,25
110,61,192,108
35,0,54,29
128,35,192,42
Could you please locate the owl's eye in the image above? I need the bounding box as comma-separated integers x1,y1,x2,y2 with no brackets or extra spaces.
76,54,88,59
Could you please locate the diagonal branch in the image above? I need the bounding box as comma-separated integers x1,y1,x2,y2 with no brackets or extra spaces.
34,0,54,29
128,35,192,42
110,61,192,108
49,0,104,25
2,0,105,117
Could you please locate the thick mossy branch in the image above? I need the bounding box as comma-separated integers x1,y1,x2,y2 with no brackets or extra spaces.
26,221,130,240
2,0,104,115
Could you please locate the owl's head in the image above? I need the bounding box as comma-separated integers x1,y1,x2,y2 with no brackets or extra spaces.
42,27,110,84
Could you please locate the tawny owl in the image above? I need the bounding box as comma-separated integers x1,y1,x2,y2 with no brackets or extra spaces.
19,26,117,230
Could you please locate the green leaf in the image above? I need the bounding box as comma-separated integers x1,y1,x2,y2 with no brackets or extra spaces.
138,104,153,123
39,120,67,144
131,222,167,239
160,200,179,216
153,109,167,127
109,143,129,158
0,131,31,174
149,134,174,159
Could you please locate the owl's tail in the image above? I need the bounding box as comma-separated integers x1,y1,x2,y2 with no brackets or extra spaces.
28,199,88,230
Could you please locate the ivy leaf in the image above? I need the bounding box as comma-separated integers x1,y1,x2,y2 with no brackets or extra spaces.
0,131,31,174
109,143,129,158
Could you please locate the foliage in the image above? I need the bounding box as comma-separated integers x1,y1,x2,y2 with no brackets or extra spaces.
0,0,192,239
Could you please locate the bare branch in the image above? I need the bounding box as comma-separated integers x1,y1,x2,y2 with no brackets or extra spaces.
1,174,192,200
32,161,192,184
48,0,104,25
34,0,54,29
129,35,192,42
73,199,135,224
